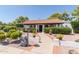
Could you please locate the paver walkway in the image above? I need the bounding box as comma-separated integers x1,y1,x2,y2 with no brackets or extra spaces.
0,33,53,54
0,45,33,54
31,33,53,54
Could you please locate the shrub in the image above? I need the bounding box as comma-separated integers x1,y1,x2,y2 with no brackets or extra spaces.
44,27,50,33
56,34,64,40
71,20,79,33
31,28,36,33
8,31,22,39
9,29,16,33
16,31,22,37
0,31,5,34
10,32,19,39
0,33,6,42
3,26,16,32
16,24,23,28
44,27,71,34
74,30,79,33
6,32,11,38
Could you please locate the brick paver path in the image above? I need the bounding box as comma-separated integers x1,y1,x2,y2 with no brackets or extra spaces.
31,33,53,54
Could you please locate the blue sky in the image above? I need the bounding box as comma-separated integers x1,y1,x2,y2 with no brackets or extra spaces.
0,5,76,23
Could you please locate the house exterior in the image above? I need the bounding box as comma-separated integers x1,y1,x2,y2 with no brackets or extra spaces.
22,19,72,33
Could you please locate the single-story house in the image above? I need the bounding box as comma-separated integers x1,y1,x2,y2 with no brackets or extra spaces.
22,19,73,33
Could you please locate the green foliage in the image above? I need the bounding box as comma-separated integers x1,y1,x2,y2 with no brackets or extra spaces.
7,31,22,39
6,32,11,38
44,27,71,34
9,29,16,33
72,7,79,20
60,11,72,21
0,34,6,41
16,31,22,37
48,11,72,21
12,16,29,25
48,13,62,19
16,24,23,28
56,34,64,40
10,32,19,39
71,20,79,33
3,26,16,32
0,31,5,34
52,27,71,34
0,31,6,41
31,28,36,33
44,27,51,33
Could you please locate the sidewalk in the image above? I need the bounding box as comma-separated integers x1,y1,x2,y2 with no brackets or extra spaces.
31,33,53,54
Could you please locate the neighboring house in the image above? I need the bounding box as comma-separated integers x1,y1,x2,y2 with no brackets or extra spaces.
22,19,73,33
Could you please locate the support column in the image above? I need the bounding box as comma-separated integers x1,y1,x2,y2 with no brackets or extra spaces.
56,24,58,27
60,24,62,27
42,25,45,33
36,25,38,33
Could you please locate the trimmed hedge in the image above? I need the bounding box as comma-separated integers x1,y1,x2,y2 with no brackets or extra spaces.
44,27,71,34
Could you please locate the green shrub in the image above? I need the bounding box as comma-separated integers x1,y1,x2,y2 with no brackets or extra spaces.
52,27,71,34
23,28,28,32
31,28,36,33
6,32,11,38
0,31,5,34
9,29,16,33
7,31,22,39
10,32,19,39
3,26,16,32
74,30,79,33
71,20,79,33
16,31,22,37
0,33,6,41
44,27,71,34
44,27,51,33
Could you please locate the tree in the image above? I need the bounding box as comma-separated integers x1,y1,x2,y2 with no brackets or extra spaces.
48,13,62,19
11,16,29,25
48,11,72,21
72,6,79,20
15,16,29,23
0,21,3,25
60,11,72,21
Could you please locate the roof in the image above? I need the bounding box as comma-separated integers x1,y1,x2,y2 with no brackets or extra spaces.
22,19,64,25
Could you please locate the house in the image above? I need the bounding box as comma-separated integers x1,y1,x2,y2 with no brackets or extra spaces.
22,19,73,33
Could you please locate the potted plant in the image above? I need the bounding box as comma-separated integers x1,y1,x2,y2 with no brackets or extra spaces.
56,34,64,46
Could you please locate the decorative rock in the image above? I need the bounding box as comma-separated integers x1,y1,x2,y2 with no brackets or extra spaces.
20,36,29,47
68,50,78,54
75,39,79,42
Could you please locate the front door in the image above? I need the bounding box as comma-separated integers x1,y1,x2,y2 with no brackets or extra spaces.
39,25,42,32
